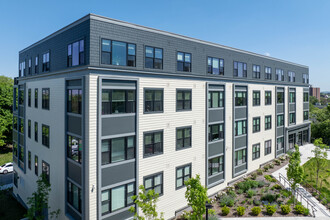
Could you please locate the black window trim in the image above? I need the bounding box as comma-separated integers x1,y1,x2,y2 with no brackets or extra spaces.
143,171,164,196
265,66,272,80
265,139,272,155
176,51,192,72
207,56,224,75
208,122,224,143
42,124,50,148
252,90,260,106
265,90,272,105
42,160,50,183
233,61,247,77
42,50,50,73
176,126,192,151
208,90,225,109
252,117,261,133
144,45,163,70
252,143,260,160
208,155,224,176
101,89,136,115
265,115,272,130
143,88,164,114
143,129,164,158
176,163,192,190
67,38,85,67
42,88,50,110
176,89,192,111
252,64,261,79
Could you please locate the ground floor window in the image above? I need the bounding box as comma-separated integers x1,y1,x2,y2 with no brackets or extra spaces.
277,137,284,150
67,181,82,213
144,173,163,195
176,164,191,189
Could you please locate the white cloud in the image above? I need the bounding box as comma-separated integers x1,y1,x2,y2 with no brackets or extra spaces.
264,52,271,56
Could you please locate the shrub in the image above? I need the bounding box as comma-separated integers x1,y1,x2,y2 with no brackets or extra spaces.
237,206,245,216
264,175,276,182
248,199,253,205
251,206,261,216
274,159,281,165
257,169,263,175
227,190,236,198
251,172,257,180
180,210,191,219
253,199,261,206
271,184,282,190
263,165,270,172
237,189,244,194
219,195,235,207
321,198,328,205
237,180,259,192
279,156,286,161
246,190,256,198
280,189,292,198
312,192,317,196
303,207,309,216
221,206,230,216
269,163,274,169
265,204,277,215
280,204,291,214
257,180,266,187
261,193,279,203
294,204,304,214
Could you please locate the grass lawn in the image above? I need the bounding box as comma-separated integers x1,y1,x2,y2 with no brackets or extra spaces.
0,189,26,220
0,145,13,165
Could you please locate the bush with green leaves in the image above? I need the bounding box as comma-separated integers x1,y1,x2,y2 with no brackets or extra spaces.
269,163,274,169
280,189,292,198
237,189,244,194
303,207,310,216
253,199,261,206
294,204,306,214
280,204,291,214
257,169,263,175
271,184,282,190
251,172,257,180
263,165,270,172
237,180,259,192
265,204,277,215
274,159,281,165
251,206,261,216
261,193,279,203
221,205,230,216
264,175,277,182
257,180,266,187
236,206,245,216
219,194,235,207
227,190,236,198
246,189,256,198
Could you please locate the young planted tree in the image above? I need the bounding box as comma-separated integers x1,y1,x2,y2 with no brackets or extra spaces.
129,185,164,220
184,174,208,220
0,76,13,147
286,144,304,203
311,138,328,188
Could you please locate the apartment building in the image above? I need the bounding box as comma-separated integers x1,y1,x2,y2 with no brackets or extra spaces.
310,86,320,101
13,14,310,220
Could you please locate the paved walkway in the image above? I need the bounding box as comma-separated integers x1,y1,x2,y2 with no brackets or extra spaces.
272,144,330,218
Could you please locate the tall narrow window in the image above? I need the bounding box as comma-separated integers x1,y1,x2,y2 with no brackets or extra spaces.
208,91,224,108
28,151,31,169
303,74,309,84
67,89,82,114
277,114,284,127
265,67,272,80
233,61,247,77
144,173,163,195
35,155,38,176
276,69,284,81
208,123,224,142
253,91,260,106
289,112,296,124
127,44,136,67
42,161,50,183
289,91,296,103
288,71,295,82
28,89,31,107
35,88,38,108
28,59,32,75
35,56,39,74
42,124,50,147
235,120,247,136
252,144,260,160
145,46,163,69
102,89,136,115
101,39,111,65
303,111,309,121
208,57,224,75
42,88,50,110
67,40,85,67
253,117,260,133
265,140,272,155
176,90,192,111
42,52,50,72
144,131,163,157
253,65,260,78
235,149,246,166
265,115,272,130
303,92,309,102
28,120,31,138
176,127,192,150
68,135,83,163
277,137,284,150
144,89,163,113
277,92,284,104
208,156,224,176
177,52,191,72
265,91,272,105
35,122,38,142
235,91,247,106
68,181,82,213
176,164,191,189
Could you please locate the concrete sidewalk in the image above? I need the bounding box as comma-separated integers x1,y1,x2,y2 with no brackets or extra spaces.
272,144,330,218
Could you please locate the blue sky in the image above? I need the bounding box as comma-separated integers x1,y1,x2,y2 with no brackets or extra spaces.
0,0,329,91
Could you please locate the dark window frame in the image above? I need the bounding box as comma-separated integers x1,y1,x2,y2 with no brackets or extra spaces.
288,71,296,82
144,172,163,196
145,46,163,69
101,39,136,67
265,91,272,105
176,126,192,150
144,88,164,113
277,136,284,150
265,66,272,80
68,181,82,213
176,163,191,190
208,155,224,176
34,88,38,108
265,140,272,155
67,39,85,67
28,119,31,138
28,89,31,107
208,123,224,142
289,112,296,124
28,151,31,169
67,135,83,164
277,114,284,127
265,115,272,130
276,68,284,81
42,88,50,110
42,124,50,148
42,51,50,72
101,136,135,165
42,160,50,183
143,130,163,157
177,51,192,72
235,148,246,166
207,56,224,75
208,90,224,108
35,122,38,142
252,143,260,160
176,89,192,111
277,92,284,104
303,110,309,121
235,120,247,136
289,91,296,103
235,91,247,106
35,56,39,74
253,117,260,133
35,155,38,176
303,92,309,102
67,89,82,114
253,91,260,106
102,89,136,115
252,64,261,78
233,61,247,77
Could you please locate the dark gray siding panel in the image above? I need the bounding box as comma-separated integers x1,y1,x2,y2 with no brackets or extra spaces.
208,173,224,185
235,107,247,119
102,115,135,136
19,108,24,117
289,104,295,112
67,205,81,220
19,133,24,146
208,141,224,157
103,209,133,220
235,164,247,174
276,148,284,156
235,136,247,149
13,131,18,142
304,103,309,110
277,127,284,136
101,161,135,187
209,109,224,123
277,105,284,114
67,79,82,87
209,85,224,90
102,79,136,87
67,115,82,135
67,160,82,185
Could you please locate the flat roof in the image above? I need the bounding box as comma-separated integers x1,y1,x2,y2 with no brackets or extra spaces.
20,13,308,69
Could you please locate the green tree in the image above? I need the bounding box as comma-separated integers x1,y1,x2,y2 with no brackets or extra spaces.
310,96,318,105
311,105,330,145
184,174,208,220
0,76,13,147
25,174,60,220
286,144,304,203
311,138,328,188
129,185,164,220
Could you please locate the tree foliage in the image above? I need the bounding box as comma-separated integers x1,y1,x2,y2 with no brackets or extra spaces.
310,104,330,145
184,174,208,220
286,144,304,203
311,138,328,188
0,76,13,147
129,185,164,220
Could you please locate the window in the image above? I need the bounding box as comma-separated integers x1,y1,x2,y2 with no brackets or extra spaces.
101,182,135,215
252,144,260,160
303,74,309,84
102,89,136,115
67,40,84,67
253,117,260,133
265,115,272,130
144,173,163,195
176,164,191,189
235,149,246,166
35,88,38,108
14,171,18,187
277,114,284,127
233,61,247,77
176,90,192,111
177,52,191,72
304,111,309,121
42,88,50,110
276,68,284,81
28,59,32,75
144,131,163,156
289,91,296,103
13,143,18,158
265,67,272,80
35,155,38,176
13,116,18,131
208,91,224,108
19,89,24,105
68,181,82,213
235,120,247,136
101,39,136,67
176,127,191,150
289,113,296,124
144,89,163,113
277,92,284,104
208,156,224,176
35,122,38,142
208,57,224,75
303,92,309,102
253,65,260,78
235,91,247,106
42,161,50,183
42,52,50,72
67,89,82,114
68,135,82,163
19,118,24,134
145,46,163,69
265,140,272,155
42,125,50,147
35,56,39,74
19,61,25,77
253,91,260,106
288,71,295,82
208,123,224,142
277,137,284,150
101,136,135,165
19,145,24,164
28,89,31,107
28,151,31,169
28,120,31,138
265,91,272,105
